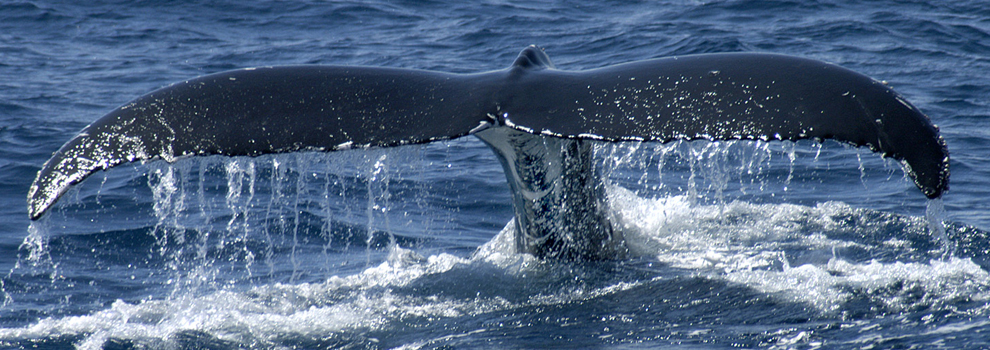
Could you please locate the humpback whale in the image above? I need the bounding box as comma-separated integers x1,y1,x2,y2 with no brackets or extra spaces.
28,46,949,259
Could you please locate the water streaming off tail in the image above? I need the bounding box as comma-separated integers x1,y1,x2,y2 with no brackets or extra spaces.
15,139,946,292
132,147,460,288
595,139,913,209
7,138,984,349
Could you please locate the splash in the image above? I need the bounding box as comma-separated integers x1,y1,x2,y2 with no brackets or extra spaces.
607,185,990,314
5,139,975,348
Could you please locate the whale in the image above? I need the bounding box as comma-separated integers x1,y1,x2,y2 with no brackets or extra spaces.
28,46,949,259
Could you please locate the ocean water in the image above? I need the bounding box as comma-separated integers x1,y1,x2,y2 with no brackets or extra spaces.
2,0,990,349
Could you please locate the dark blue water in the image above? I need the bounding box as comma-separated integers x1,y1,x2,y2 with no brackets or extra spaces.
3,0,990,348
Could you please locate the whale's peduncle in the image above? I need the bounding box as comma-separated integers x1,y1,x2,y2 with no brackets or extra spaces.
475,127,626,259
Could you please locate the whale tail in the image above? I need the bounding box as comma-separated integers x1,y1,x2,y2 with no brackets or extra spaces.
29,46,948,222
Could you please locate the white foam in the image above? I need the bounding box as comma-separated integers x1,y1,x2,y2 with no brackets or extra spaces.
0,241,539,348
606,185,990,314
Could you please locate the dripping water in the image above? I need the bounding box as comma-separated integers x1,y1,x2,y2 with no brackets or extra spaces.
926,198,953,257
225,158,256,277
10,139,945,307
5,138,982,350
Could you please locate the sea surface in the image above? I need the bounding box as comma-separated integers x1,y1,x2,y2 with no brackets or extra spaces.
2,0,990,349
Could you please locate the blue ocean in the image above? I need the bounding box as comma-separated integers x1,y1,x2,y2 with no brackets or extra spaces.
2,0,990,348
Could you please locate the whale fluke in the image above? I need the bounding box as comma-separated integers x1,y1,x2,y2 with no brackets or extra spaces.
28,66,496,220
29,47,949,251
494,51,948,199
